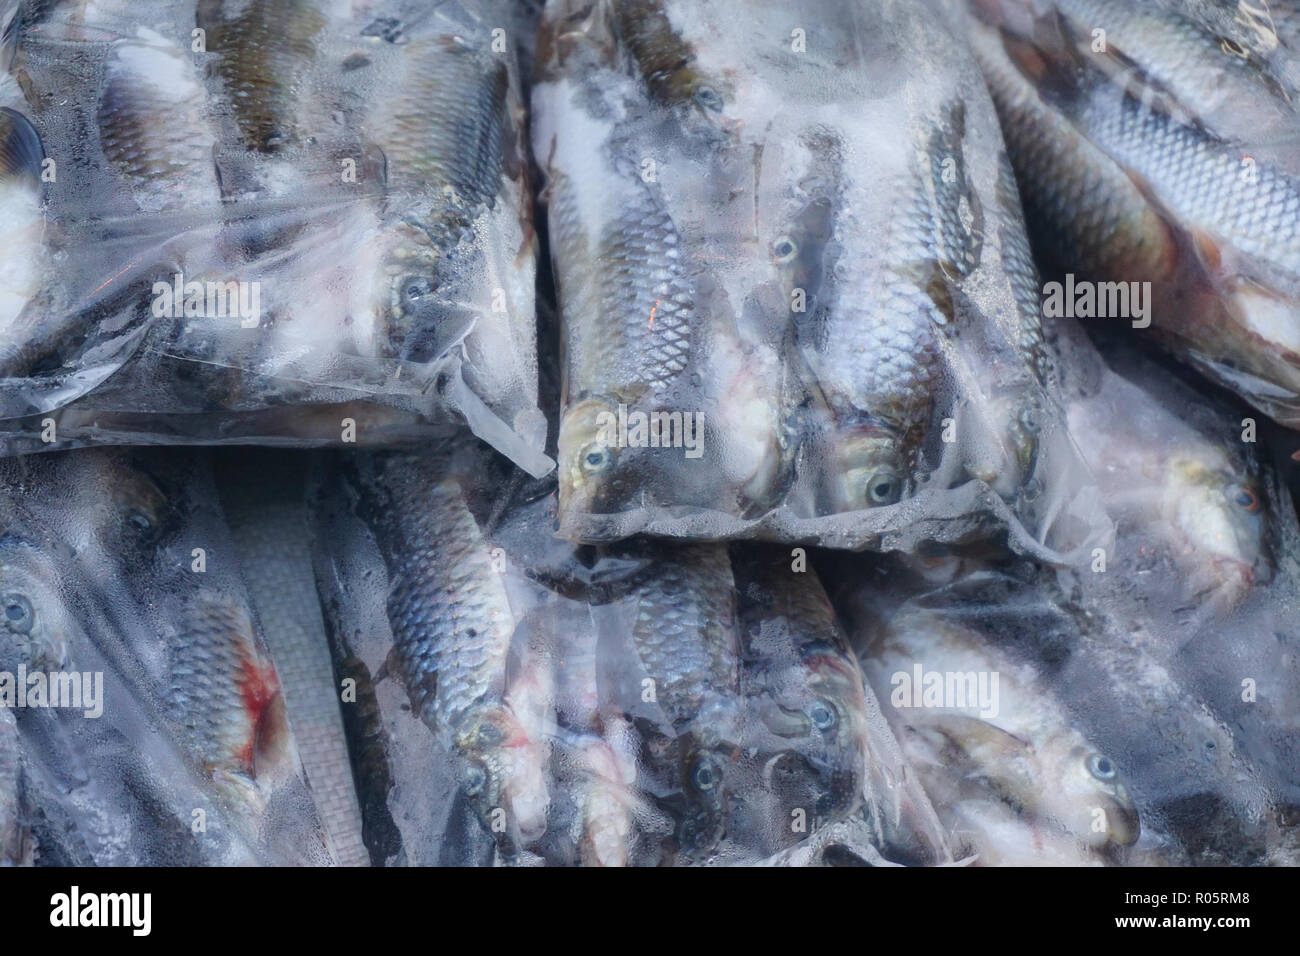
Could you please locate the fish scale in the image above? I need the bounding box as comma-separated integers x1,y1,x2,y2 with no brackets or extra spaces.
995,158,1052,384
340,450,550,857
367,459,514,737
812,170,948,437
199,0,326,153
619,541,740,860
168,593,280,786
98,40,214,196
972,22,1179,280
0,708,32,865
807,99,984,456
733,554,876,838
627,543,738,730
971,4,1300,426
1074,89,1300,282
597,188,694,394
376,35,509,243
1058,0,1300,129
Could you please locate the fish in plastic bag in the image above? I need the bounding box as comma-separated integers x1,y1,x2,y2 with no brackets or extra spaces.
0,0,550,476
530,0,1107,560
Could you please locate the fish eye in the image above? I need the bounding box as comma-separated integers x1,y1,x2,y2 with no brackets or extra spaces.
691,757,720,792
772,235,798,263
401,276,434,304
1087,752,1117,781
578,441,613,474
863,469,902,506
692,85,723,112
809,700,837,731
1232,485,1261,513
2,594,34,635
463,763,487,796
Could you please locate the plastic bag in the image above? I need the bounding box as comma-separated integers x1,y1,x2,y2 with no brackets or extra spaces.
0,447,331,865
822,317,1300,866
529,0,1108,560
0,0,551,477
307,440,951,866
969,0,1300,429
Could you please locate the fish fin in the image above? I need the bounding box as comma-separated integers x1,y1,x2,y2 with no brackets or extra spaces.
0,107,43,187
923,100,984,279
1188,227,1223,274
361,16,404,43
925,713,1032,764
375,648,397,686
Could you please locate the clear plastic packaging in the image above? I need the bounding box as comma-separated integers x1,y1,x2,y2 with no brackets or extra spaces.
0,447,331,865
530,0,1108,560
307,440,952,866
969,0,1300,429
0,0,551,477
823,317,1300,866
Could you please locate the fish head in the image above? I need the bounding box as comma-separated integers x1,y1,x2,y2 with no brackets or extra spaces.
1163,455,1269,601
927,706,1138,851
557,396,638,515
747,635,869,826
795,642,871,818
827,427,908,512
673,733,734,860
612,0,734,133
377,227,478,365
771,194,835,308
456,704,550,852
82,457,178,561
0,536,73,674
1034,734,1140,849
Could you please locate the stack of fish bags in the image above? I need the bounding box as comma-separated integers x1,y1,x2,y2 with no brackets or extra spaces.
2,0,1298,867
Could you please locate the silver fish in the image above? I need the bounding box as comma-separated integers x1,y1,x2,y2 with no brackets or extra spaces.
861,599,1140,859
342,451,550,857
732,550,951,865
602,540,741,860
534,0,798,526
971,2,1300,427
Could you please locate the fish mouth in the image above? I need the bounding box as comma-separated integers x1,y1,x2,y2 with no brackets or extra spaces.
1071,748,1141,848
977,398,1040,493
559,395,690,517
0,549,71,672
457,705,550,849
1102,786,1141,848
1074,786,1140,850
756,701,813,740
669,736,735,860
759,748,861,827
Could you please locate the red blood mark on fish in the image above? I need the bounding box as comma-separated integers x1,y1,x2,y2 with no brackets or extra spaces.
236,652,281,771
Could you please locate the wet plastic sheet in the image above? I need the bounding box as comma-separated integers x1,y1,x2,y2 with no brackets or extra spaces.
530,0,1109,560
0,0,551,477
0,447,331,865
